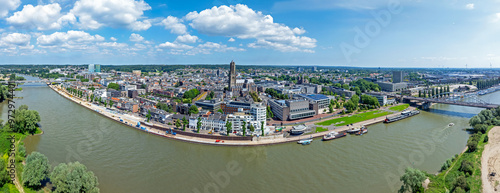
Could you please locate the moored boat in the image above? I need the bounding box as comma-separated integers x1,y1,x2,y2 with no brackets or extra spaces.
298,138,313,145
356,129,368,135
346,128,361,134
323,131,347,141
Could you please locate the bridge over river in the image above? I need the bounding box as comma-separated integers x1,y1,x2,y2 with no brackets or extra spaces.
387,92,499,109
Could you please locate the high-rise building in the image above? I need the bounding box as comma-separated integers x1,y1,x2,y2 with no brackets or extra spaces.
95,64,101,73
88,64,95,73
228,60,236,90
312,66,317,71
217,69,220,77
393,71,403,83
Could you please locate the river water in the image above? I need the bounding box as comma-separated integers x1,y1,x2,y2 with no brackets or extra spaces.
7,76,498,193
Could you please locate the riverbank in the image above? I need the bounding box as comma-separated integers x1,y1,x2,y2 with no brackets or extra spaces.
49,84,410,146
482,126,500,192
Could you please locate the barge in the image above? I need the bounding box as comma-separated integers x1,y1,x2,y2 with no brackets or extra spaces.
384,110,420,123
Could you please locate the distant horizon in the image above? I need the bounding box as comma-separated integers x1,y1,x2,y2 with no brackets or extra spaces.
1,1,499,68
0,63,498,70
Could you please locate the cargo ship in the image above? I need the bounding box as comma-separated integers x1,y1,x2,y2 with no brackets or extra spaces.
384,110,420,123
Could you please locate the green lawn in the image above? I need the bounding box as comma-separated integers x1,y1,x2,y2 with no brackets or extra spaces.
315,127,328,133
388,104,410,111
426,125,493,193
317,110,391,126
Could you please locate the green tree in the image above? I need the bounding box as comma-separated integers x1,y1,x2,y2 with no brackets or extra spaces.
242,121,247,136
107,83,120,90
399,167,426,193
182,116,188,131
22,152,50,188
51,162,99,193
226,121,232,136
146,110,151,122
454,175,469,192
188,105,199,115
261,121,265,136
218,109,224,114
197,117,202,133
175,119,181,129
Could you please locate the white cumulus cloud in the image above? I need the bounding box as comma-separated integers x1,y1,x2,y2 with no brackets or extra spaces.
157,42,193,50
0,0,21,18
129,33,144,42
228,38,235,42
37,30,104,51
160,16,187,34
185,4,316,52
7,3,76,30
175,34,198,44
0,33,33,53
70,0,152,30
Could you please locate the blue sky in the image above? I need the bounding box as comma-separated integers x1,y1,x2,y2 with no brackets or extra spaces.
0,0,498,68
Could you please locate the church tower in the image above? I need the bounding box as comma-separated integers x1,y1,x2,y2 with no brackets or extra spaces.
228,60,236,90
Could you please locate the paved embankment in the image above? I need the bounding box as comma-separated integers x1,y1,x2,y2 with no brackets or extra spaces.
49,84,409,146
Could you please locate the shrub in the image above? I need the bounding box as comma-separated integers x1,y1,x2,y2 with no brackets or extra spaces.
459,160,473,176
485,135,489,143
454,175,469,192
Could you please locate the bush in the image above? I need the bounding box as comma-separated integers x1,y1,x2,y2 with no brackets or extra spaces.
454,175,469,192
485,135,489,143
459,160,473,176
441,159,453,171
473,124,488,134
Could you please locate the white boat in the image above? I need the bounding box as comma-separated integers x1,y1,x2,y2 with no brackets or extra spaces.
323,131,339,141
449,123,454,126
346,128,361,134
297,138,313,145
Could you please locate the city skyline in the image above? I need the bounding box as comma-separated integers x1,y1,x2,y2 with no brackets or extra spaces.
0,0,499,68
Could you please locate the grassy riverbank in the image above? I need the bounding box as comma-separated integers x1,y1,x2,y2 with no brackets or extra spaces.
389,104,410,111
426,126,493,192
316,110,391,126
1,128,44,193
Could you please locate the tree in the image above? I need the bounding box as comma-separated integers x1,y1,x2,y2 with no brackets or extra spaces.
12,106,41,134
107,82,120,90
146,110,151,122
454,175,468,192
22,152,50,188
226,121,232,136
197,117,202,133
109,101,114,108
459,160,473,175
188,105,199,115
182,117,188,131
51,162,99,193
242,121,247,136
469,116,481,127
399,167,426,193
261,121,265,136
175,119,181,129
218,109,224,114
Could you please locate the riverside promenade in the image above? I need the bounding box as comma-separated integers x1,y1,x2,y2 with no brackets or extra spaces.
49,84,410,146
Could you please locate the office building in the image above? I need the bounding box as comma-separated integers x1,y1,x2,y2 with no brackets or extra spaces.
88,64,95,73
95,64,101,73
269,99,316,121
195,100,222,112
393,71,403,83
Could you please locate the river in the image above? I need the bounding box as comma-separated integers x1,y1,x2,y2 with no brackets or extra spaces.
7,76,496,193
